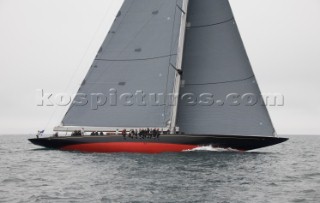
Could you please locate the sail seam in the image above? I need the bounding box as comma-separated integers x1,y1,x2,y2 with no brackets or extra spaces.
188,17,234,29
185,75,255,86
95,54,177,62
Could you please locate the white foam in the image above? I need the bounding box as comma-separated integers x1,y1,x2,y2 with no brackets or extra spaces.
183,145,239,152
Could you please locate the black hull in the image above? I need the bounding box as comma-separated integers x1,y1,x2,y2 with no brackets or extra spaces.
29,134,288,153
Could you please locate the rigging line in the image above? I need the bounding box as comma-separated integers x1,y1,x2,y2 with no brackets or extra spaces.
43,0,118,131
95,54,177,62
184,75,255,86
94,0,134,56
188,17,234,29
65,1,119,97
78,1,135,95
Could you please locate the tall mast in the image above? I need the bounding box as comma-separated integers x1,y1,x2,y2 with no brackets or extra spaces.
169,0,189,134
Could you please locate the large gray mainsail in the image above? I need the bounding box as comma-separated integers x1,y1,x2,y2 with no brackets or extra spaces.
61,0,184,129
176,0,276,136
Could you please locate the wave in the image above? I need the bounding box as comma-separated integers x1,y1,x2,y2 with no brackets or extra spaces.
183,145,240,152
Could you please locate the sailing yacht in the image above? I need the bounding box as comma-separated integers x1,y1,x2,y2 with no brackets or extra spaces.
29,0,288,153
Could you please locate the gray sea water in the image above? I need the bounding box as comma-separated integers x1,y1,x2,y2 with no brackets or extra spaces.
0,135,319,203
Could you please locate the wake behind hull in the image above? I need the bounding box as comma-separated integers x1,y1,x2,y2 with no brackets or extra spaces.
29,135,288,153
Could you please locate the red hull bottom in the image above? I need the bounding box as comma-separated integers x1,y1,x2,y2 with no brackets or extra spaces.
62,142,197,153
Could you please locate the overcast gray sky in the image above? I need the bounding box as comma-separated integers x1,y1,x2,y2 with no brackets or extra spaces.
0,0,319,135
